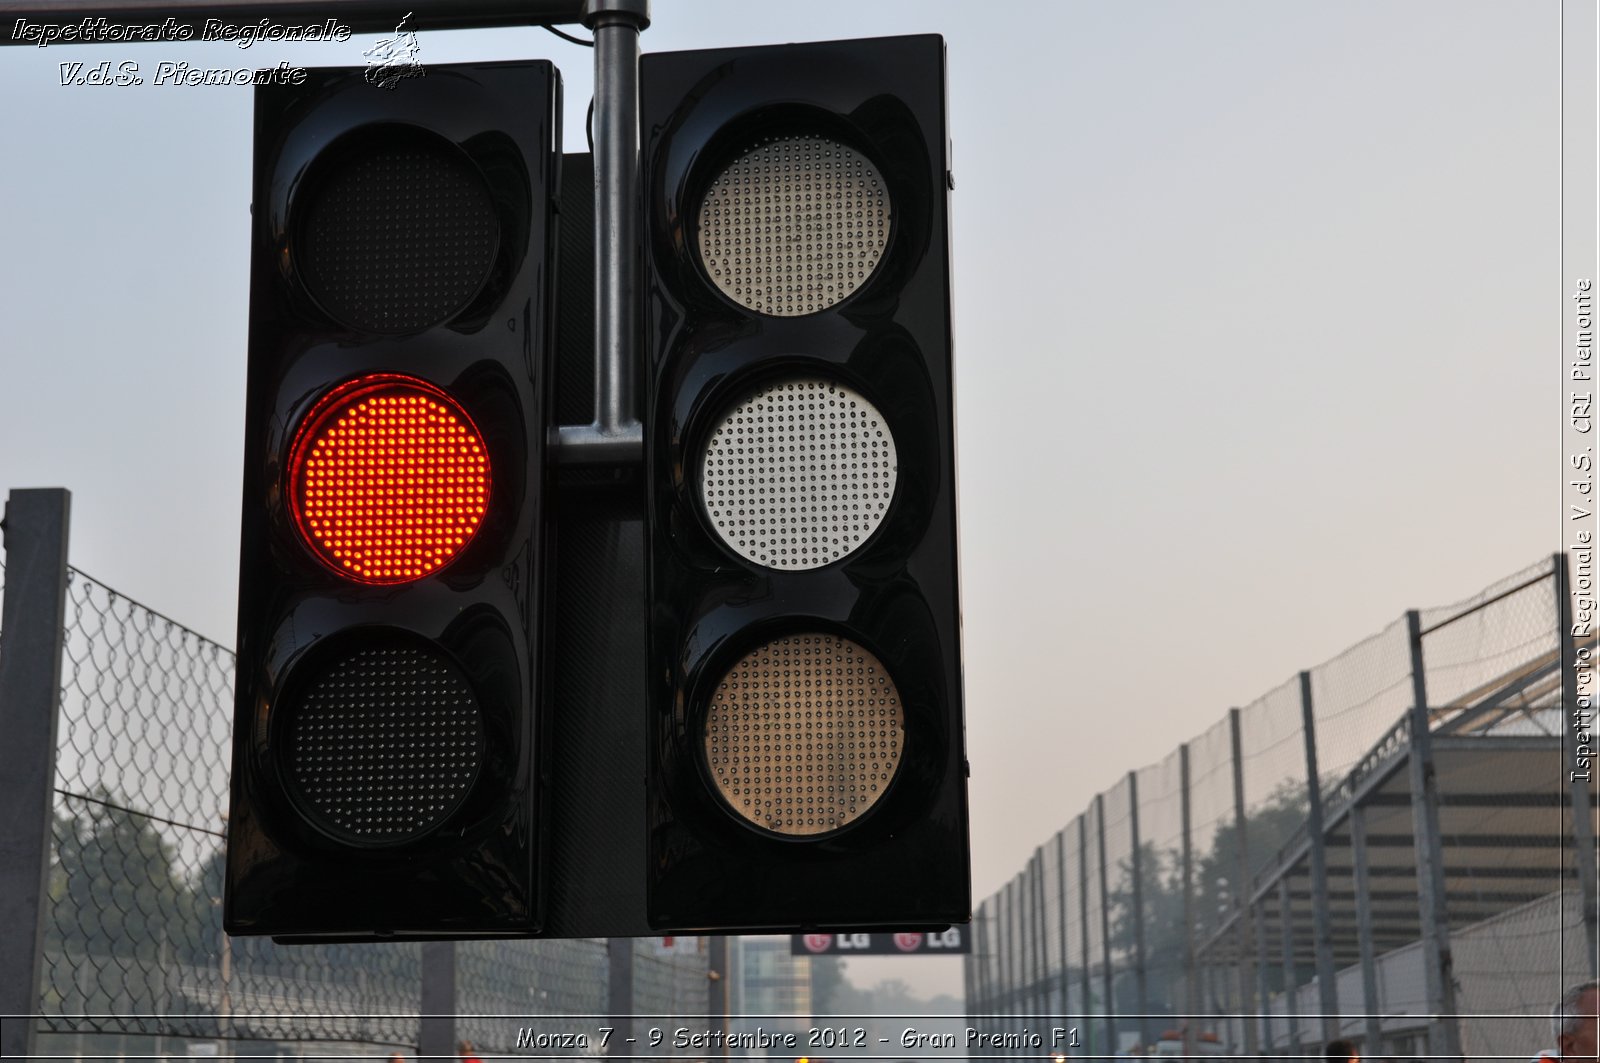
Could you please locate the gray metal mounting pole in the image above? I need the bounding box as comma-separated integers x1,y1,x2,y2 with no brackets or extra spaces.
1299,670,1340,1043
1227,708,1259,1056
1095,794,1116,1056
1180,744,1197,1061
1078,814,1093,1056
1557,552,1600,972
1126,771,1151,1051
1253,901,1273,1053
0,488,70,1063
1405,609,1463,1062
1350,804,1384,1055
419,940,456,1060
1056,832,1071,1021
558,0,650,464
607,936,635,1055
1278,878,1300,1054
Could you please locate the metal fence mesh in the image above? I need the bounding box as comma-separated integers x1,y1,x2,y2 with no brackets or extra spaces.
4,565,709,1055
968,555,1596,1058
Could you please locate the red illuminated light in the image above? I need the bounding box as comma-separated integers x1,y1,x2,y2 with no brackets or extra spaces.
289,374,490,584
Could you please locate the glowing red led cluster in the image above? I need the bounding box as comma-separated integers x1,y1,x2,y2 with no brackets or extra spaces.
290,375,490,584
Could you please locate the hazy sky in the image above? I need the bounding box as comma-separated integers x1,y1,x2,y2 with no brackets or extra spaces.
0,1,1571,998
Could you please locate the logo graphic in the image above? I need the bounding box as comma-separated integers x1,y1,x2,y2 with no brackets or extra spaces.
893,932,923,952
802,934,833,953
364,12,424,89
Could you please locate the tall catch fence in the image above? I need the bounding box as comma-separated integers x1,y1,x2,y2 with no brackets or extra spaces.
0,491,713,1061
967,554,1598,1060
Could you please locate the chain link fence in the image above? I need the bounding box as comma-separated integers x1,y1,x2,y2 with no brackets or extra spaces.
967,554,1597,1060
1,562,711,1060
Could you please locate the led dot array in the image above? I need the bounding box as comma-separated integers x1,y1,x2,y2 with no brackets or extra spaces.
704,633,904,837
697,135,891,316
299,140,497,333
292,377,489,584
287,643,482,842
701,377,897,570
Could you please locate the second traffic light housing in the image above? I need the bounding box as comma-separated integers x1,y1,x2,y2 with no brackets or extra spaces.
641,35,970,931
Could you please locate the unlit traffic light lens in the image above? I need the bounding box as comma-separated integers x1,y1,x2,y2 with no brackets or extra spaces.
700,377,897,570
704,633,905,836
285,640,484,845
298,133,499,333
290,375,490,584
697,135,891,316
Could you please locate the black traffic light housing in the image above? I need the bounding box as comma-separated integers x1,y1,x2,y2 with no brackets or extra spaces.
641,35,970,931
225,61,560,939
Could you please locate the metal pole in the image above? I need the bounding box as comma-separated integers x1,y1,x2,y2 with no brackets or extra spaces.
708,935,728,1058
964,918,977,1034
607,937,635,1055
1096,794,1116,1057
1004,876,1016,1019
558,0,649,464
1405,609,1463,1061
1180,744,1196,1061
1057,831,1071,1023
1033,849,1049,1018
0,488,71,1063
971,903,983,1036
1278,878,1300,1055
1127,772,1151,1052
419,940,456,1060
1227,708,1259,1056
1299,670,1341,1043
1253,900,1274,1053
1557,552,1600,972
1350,804,1384,1056
1078,814,1093,1057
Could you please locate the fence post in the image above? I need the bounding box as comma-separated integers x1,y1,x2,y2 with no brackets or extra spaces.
1253,900,1273,1052
1077,814,1093,1056
1095,793,1116,1056
707,935,728,1059
1406,608,1463,1061
1299,670,1340,1044
1278,878,1300,1054
1180,744,1196,1060
1003,876,1016,1019
607,937,634,1056
1227,708,1259,1056
1032,848,1047,1019
1350,804,1384,1055
1127,771,1150,1052
1056,832,1070,1024
1556,552,1600,972
419,940,457,1059
0,487,71,1063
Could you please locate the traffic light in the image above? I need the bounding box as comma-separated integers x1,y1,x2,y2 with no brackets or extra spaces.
640,35,970,930
224,61,560,938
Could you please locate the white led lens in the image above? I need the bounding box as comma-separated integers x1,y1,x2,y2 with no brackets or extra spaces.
699,377,898,570
697,135,891,316
704,633,905,836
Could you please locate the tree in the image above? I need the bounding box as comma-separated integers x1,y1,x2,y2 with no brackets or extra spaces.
810,955,848,1014
45,788,186,963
